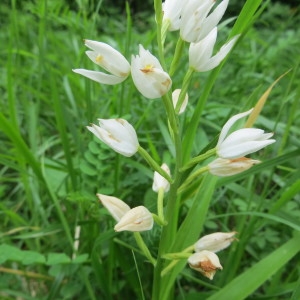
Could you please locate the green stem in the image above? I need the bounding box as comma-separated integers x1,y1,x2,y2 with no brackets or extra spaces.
134,232,156,266
157,188,165,222
175,68,194,114
154,0,166,69
169,37,185,77
138,146,173,183
178,166,209,193
181,148,217,171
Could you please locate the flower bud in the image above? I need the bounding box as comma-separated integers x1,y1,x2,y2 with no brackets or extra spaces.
114,206,154,232
97,194,130,221
152,163,171,193
195,232,237,253
208,157,260,177
172,89,188,114
188,250,222,280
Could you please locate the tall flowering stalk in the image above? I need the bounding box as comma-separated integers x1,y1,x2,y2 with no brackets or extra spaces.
73,0,278,299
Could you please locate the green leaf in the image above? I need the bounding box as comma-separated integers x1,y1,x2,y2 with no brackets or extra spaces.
46,253,71,265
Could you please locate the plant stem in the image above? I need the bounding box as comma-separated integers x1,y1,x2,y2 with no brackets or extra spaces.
181,148,217,171
138,146,173,183
134,232,156,266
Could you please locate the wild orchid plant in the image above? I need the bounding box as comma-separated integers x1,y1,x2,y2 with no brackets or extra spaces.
73,0,275,299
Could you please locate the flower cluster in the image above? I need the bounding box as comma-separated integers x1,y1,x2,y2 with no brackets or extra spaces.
162,0,239,72
73,0,277,285
188,232,237,279
73,41,171,99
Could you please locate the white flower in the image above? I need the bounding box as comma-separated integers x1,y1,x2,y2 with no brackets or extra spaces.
131,45,172,99
217,109,276,159
114,206,154,232
162,0,184,31
152,163,171,193
180,0,229,43
189,27,239,72
172,89,188,114
188,250,223,280
87,118,139,157
195,232,237,253
97,194,130,221
208,157,260,177
73,40,130,85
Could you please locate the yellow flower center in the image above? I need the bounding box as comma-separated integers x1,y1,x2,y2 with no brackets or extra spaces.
141,64,154,73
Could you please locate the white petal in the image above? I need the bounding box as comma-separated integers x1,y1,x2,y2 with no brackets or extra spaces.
84,40,130,76
218,139,276,159
197,0,229,41
97,194,130,221
195,231,236,252
114,206,154,232
217,108,253,146
189,27,218,70
195,34,239,72
73,69,126,85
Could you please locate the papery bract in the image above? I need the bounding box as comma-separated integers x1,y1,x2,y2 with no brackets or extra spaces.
73,40,130,85
87,118,139,157
208,157,260,176
131,45,172,99
114,206,154,232
189,27,239,72
97,194,130,221
217,109,276,159
152,163,171,193
195,232,237,253
188,250,223,280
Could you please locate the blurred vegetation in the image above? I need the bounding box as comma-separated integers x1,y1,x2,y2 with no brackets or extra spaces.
0,0,299,299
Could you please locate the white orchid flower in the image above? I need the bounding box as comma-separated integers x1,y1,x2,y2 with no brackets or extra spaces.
194,232,237,253
189,27,239,72
73,40,130,85
114,206,154,232
208,157,260,177
131,45,172,99
216,109,276,159
188,250,223,280
87,118,139,157
180,0,229,43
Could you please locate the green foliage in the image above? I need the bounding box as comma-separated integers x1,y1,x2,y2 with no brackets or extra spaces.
0,0,299,299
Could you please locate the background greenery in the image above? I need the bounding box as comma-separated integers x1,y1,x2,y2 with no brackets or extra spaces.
0,0,299,299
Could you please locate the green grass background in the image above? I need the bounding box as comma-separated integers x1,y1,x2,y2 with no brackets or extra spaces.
0,0,300,299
